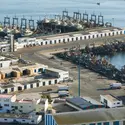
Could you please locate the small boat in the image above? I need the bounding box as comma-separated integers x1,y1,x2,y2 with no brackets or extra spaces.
97,3,100,5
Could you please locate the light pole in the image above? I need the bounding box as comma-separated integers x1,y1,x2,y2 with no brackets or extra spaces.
77,44,81,97
112,18,114,27
78,56,81,97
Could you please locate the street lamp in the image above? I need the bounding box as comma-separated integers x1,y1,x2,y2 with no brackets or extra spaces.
77,44,81,97
112,18,114,27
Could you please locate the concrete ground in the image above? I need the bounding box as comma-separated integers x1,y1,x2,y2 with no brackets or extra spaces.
12,34,125,101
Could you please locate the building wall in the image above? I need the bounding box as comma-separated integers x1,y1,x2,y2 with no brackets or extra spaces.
0,97,13,111
0,78,62,94
0,115,42,124
12,101,36,114
100,95,123,108
45,114,57,125
16,29,125,50
0,60,11,69
45,113,124,125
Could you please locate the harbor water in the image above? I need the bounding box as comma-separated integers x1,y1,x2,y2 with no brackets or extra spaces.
0,0,125,27
102,52,125,70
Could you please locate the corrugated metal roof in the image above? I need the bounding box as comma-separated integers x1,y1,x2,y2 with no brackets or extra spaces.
83,96,103,105
66,97,93,110
53,107,125,125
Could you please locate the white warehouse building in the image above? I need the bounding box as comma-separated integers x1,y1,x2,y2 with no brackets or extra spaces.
16,28,125,50
100,94,123,108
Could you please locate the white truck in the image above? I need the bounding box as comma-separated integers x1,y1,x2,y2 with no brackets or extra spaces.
58,86,69,91
110,83,122,89
58,91,69,97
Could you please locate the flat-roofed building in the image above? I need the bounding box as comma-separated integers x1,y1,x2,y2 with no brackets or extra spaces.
45,68,69,81
100,94,123,108
45,107,125,125
66,97,104,111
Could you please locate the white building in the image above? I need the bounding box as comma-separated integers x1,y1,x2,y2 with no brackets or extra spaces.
0,94,49,124
0,94,16,112
16,28,125,50
0,56,18,69
100,94,123,108
45,68,69,81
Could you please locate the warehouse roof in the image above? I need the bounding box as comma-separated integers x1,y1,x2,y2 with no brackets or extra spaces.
66,97,95,110
83,96,103,105
100,94,120,102
53,107,125,125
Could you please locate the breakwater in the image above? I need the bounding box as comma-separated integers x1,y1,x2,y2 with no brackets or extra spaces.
55,40,125,82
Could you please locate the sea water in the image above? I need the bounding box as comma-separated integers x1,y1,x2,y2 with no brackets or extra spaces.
0,0,125,27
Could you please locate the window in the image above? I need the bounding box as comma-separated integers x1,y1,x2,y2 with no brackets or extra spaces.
41,42,43,45
43,82,45,86
49,81,51,85
4,119,7,121
97,123,102,125
59,40,61,43
90,123,96,125
31,120,34,122
88,36,90,39
20,106,23,108
101,34,102,37
84,36,86,39
113,121,119,125
0,63,2,67
67,38,69,42
11,106,14,108
50,41,52,44
80,37,82,40
3,49,5,52
120,31,122,34
63,39,65,42
117,102,120,104
76,37,78,41
45,41,47,45
97,35,98,37
34,69,37,73
37,83,39,87
54,40,56,44
4,104,9,107
22,120,25,121
55,80,57,84
24,85,27,89
72,38,74,41
103,122,109,125
30,84,33,88
15,106,18,109
11,88,14,92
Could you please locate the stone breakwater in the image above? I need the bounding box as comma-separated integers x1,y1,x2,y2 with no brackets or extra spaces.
55,40,125,83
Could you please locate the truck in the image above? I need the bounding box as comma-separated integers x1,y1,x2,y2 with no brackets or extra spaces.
58,86,69,91
58,91,69,97
110,83,122,89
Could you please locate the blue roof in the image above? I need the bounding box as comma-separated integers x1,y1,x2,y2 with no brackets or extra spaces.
66,97,95,109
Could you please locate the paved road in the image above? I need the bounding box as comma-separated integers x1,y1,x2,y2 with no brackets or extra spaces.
13,34,125,68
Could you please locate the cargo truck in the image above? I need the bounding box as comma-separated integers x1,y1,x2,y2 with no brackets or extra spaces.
110,83,122,89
